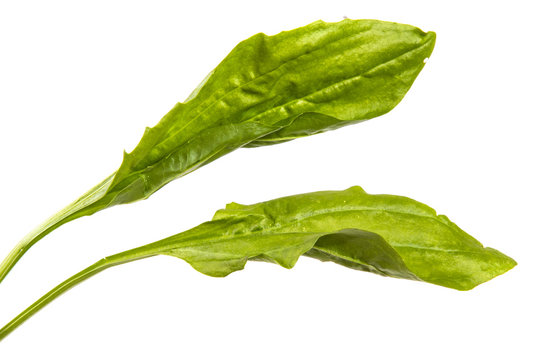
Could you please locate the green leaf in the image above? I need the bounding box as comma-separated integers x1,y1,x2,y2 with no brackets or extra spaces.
108,19,436,203
210,186,516,290
0,19,436,283
0,187,515,341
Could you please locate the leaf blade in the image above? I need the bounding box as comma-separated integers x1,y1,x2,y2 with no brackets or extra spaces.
209,186,515,290
0,187,516,340
108,19,435,204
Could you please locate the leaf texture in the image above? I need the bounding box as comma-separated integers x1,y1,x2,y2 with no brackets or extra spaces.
0,187,516,341
104,19,436,206
134,186,515,291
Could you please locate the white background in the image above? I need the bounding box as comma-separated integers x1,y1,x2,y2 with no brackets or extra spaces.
0,0,546,358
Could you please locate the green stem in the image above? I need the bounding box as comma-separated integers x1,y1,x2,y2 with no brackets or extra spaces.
0,174,115,284
0,245,155,341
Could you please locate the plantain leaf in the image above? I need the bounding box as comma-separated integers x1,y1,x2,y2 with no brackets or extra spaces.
0,187,515,341
0,19,435,283
108,19,436,204
206,186,516,290
0,187,516,340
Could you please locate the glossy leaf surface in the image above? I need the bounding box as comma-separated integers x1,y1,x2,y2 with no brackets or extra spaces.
0,187,515,341
108,19,436,205
0,19,435,282
207,186,515,290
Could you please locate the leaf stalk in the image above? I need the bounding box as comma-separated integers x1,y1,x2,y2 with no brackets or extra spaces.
0,246,154,341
